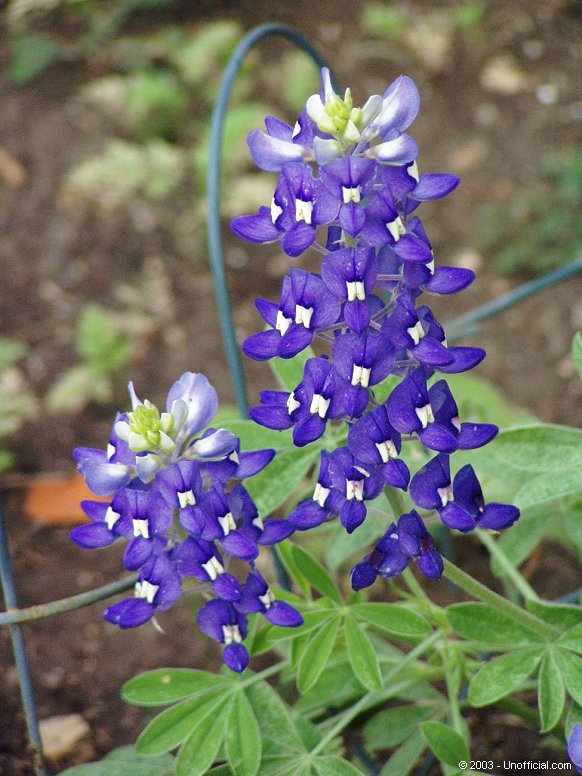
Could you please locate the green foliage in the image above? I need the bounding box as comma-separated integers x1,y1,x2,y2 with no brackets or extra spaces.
421,721,470,768
467,648,543,706
46,303,133,414
8,34,64,85
474,146,582,276
59,746,174,775
360,5,408,41
0,337,37,472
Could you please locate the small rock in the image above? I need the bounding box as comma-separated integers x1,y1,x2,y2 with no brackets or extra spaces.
450,248,483,272
39,714,90,761
536,83,559,105
447,138,489,173
480,55,528,95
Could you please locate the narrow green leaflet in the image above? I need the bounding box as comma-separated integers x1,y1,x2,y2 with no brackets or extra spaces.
538,651,565,733
527,599,582,629
250,610,334,655
467,648,543,707
297,657,368,715
313,755,366,775
491,425,582,472
557,623,582,655
566,701,582,737
122,668,230,706
226,689,262,776
176,709,226,776
289,543,343,604
59,747,174,776
297,615,341,693
447,603,541,646
351,603,432,638
573,331,582,382
563,506,582,557
136,690,228,755
379,732,426,776
245,680,305,755
421,721,470,768
554,649,582,707
515,465,582,509
246,446,320,516
363,704,436,751
218,419,293,452
270,347,315,391
326,510,386,570
345,615,383,692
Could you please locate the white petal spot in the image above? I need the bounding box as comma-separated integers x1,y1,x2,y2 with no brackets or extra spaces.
106,443,115,461
295,198,313,224
375,439,397,463
452,416,461,431
270,197,283,223
295,304,314,328
222,624,242,645
252,514,264,530
313,482,330,507
346,280,366,302
437,484,454,507
352,364,371,388
218,511,237,536
387,216,406,242
415,404,435,429
133,518,150,539
426,259,435,276
287,391,301,415
135,580,159,604
202,556,224,581
342,185,361,204
309,393,331,419
346,479,364,501
105,506,121,530
259,589,275,610
407,321,425,346
178,489,196,509
409,161,420,182
276,309,292,335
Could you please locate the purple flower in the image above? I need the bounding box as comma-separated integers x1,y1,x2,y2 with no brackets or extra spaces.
235,570,303,627
347,405,410,490
319,157,376,236
328,447,384,533
71,490,131,549
439,465,519,533
197,600,249,673
246,112,316,172
568,725,582,775
322,247,379,332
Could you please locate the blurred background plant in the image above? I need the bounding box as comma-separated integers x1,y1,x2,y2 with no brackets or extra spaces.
0,338,38,472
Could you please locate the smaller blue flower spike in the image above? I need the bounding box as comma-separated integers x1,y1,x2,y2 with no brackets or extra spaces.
72,373,301,672
232,64,520,594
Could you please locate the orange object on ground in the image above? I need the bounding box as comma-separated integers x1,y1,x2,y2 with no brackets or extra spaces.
22,472,106,526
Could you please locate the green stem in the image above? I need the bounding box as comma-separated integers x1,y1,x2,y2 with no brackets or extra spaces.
476,529,539,602
402,568,448,628
442,559,559,641
310,629,442,756
241,660,286,688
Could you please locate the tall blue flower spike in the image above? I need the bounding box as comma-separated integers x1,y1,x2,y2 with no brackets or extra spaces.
233,68,520,584
72,373,303,672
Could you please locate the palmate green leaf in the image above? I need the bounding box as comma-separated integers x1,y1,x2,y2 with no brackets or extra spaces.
467,648,543,707
556,623,582,655
538,651,566,733
573,332,582,382
554,649,582,707
297,615,341,693
122,668,230,706
515,465,582,509
351,603,432,638
270,347,315,391
136,689,229,755
363,704,437,751
176,708,226,776
492,425,582,472
245,680,305,754
566,701,582,737
345,615,383,691
226,689,261,776
245,446,320,517
313,755,366,775
563,504,582,557
421,721,470,768
297,656,368,714
379,732,426,776
447,603,541,646
289,543,343,604
59,747,174,776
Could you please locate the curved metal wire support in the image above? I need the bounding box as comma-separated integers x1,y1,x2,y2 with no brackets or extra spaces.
206,23,333,418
